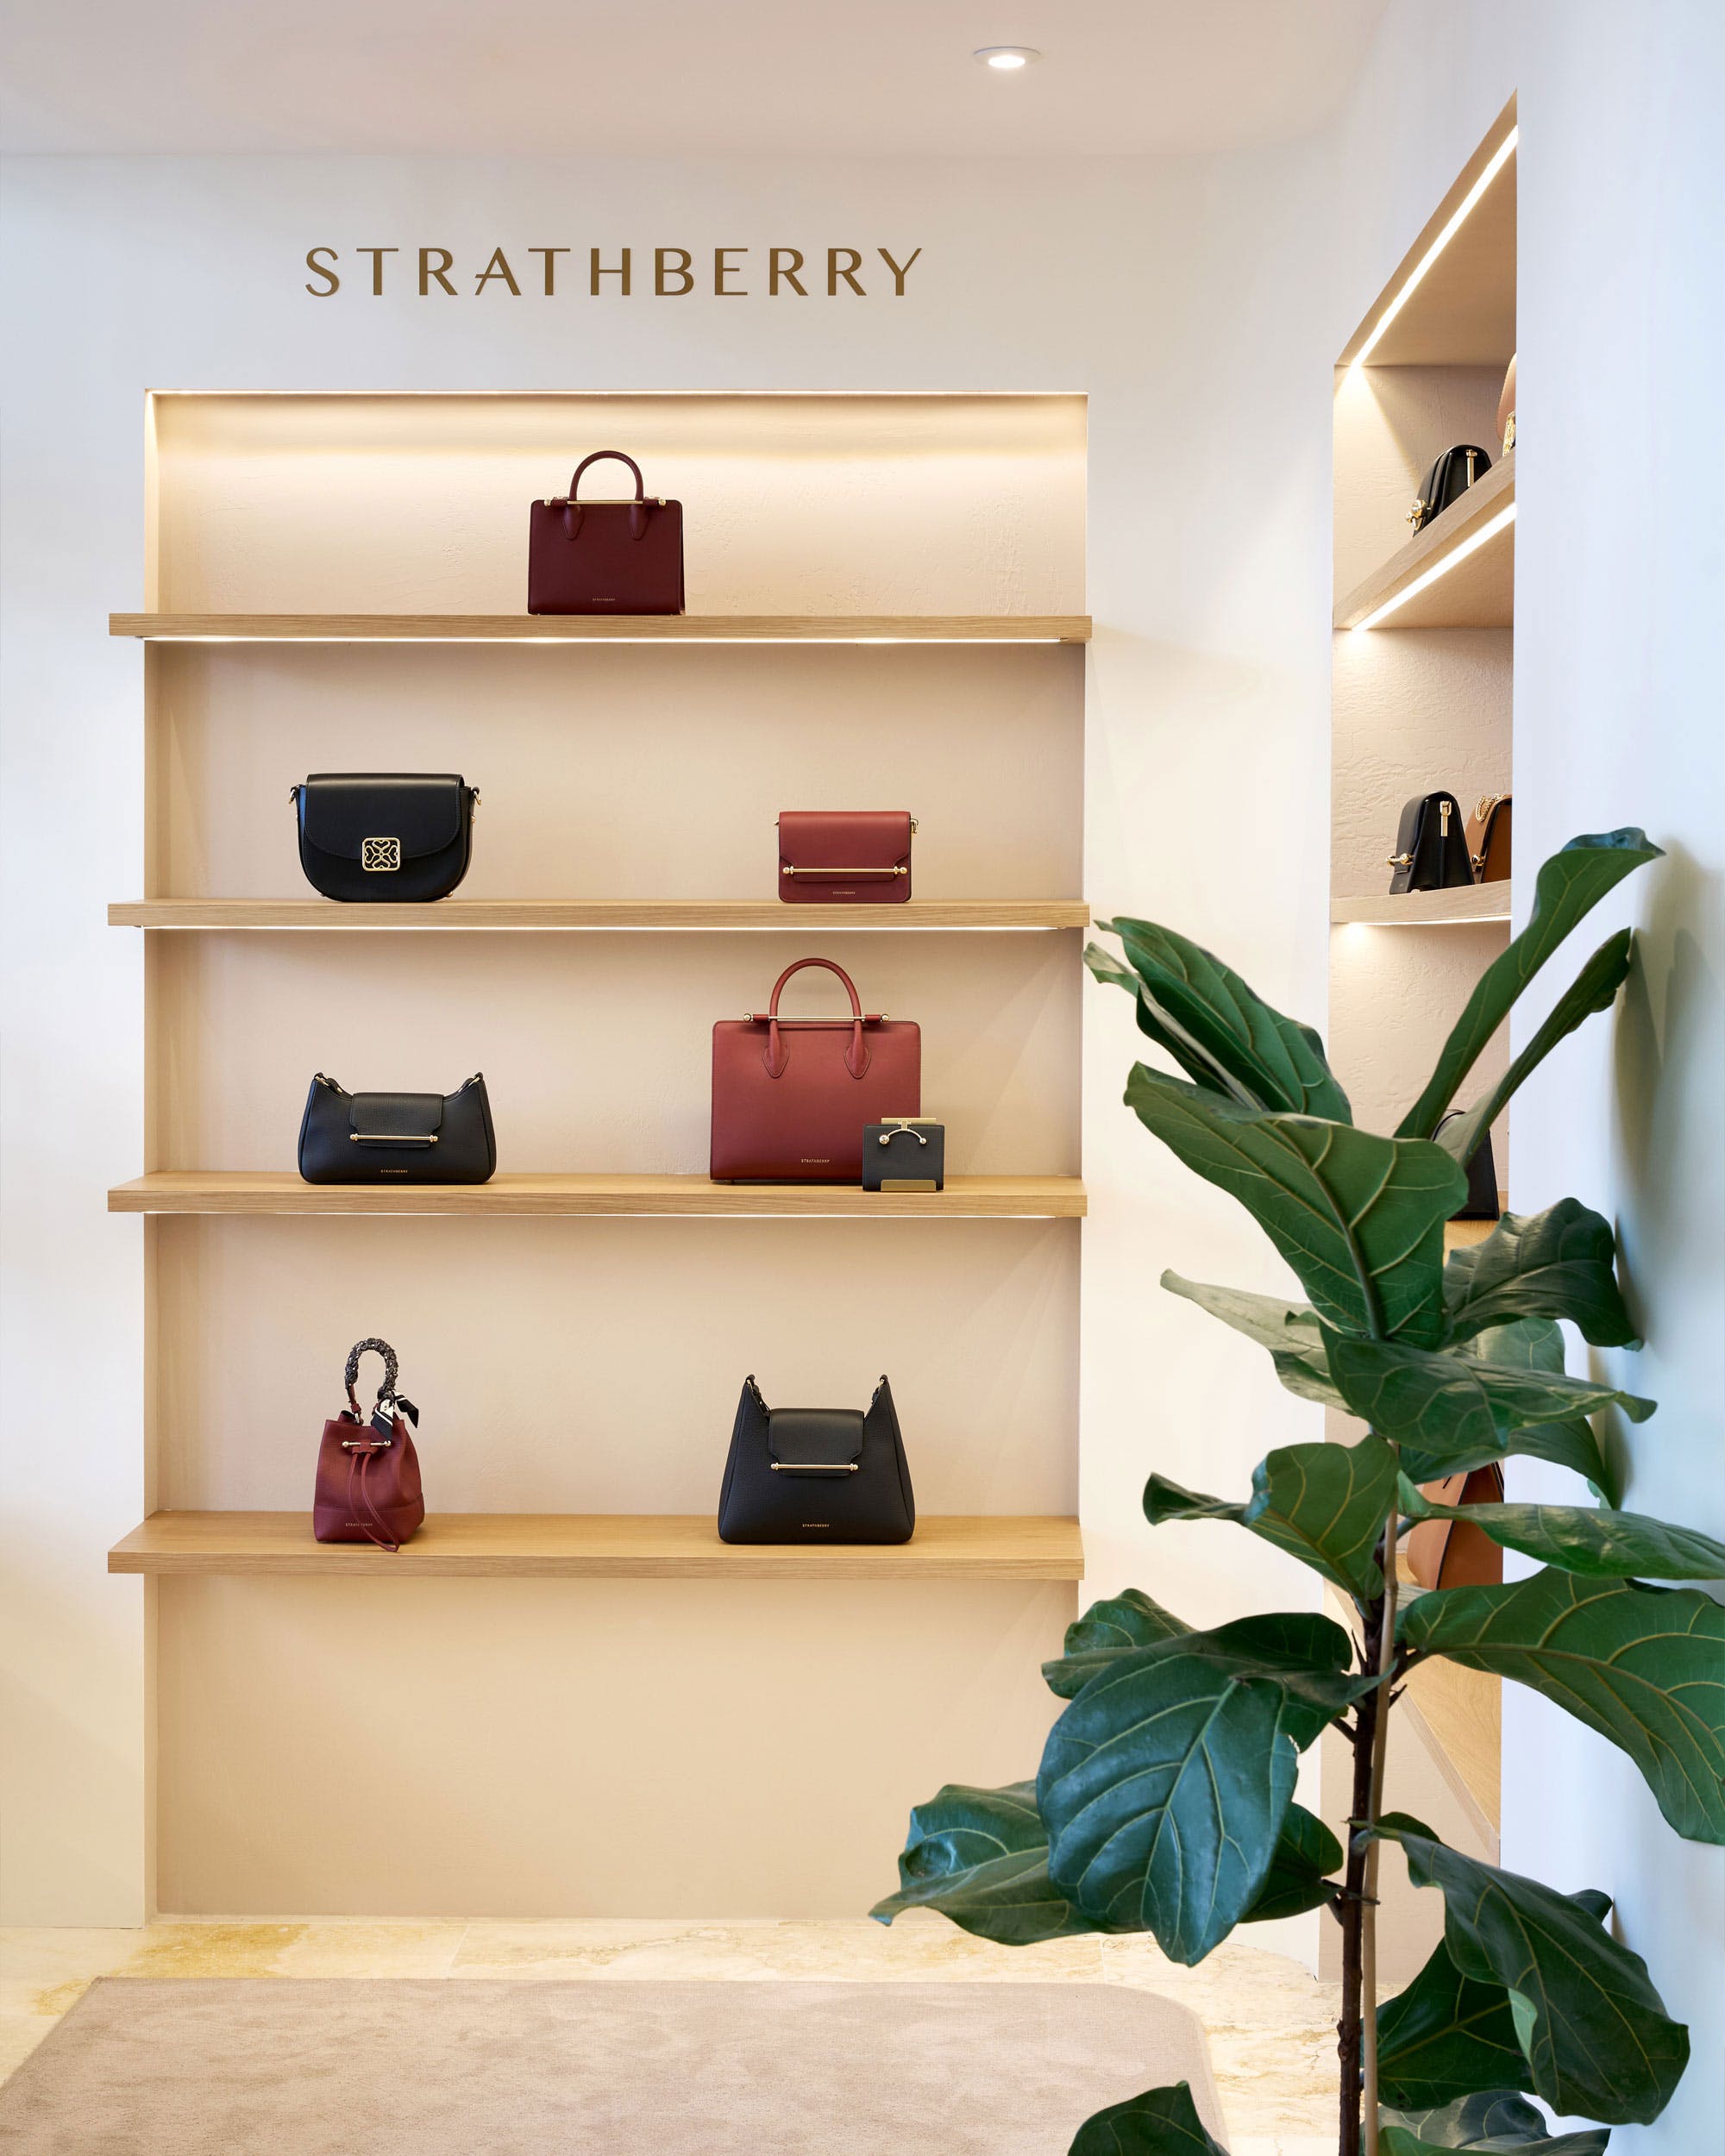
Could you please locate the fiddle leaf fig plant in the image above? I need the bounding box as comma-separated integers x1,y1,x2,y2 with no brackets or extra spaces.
874,830,1722,2155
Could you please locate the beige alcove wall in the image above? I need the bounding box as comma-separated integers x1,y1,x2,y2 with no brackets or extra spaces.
128,389,1088,1915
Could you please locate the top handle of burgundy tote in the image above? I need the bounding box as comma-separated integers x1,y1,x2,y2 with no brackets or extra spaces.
562,450,649,542
762,957,871,1081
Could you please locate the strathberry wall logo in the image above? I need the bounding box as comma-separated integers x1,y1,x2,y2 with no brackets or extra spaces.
304,245,923,298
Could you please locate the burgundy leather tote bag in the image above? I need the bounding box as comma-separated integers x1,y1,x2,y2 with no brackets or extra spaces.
527,450,684,615
313,1338,424,1552
711,957,920,1182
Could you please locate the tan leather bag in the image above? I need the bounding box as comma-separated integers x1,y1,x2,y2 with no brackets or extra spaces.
1405,1464,1505,1590
1467,795,1513,883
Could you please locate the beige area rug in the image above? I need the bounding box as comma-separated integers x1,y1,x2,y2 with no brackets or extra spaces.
0,1977,1223,2153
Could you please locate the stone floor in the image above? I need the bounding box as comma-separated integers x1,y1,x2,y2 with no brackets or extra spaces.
0,1916,1341,2154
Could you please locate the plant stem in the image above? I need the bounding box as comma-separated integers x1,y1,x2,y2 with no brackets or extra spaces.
1336,1499,1402,2156
1359,1499,1401,2156
1336,1664,1376,2156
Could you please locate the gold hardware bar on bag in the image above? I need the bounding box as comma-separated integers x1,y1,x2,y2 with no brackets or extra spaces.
538,497,666,506
350,1132,439,1144
769,1463,860,1473
742,1014,889,1024
781,865,906,876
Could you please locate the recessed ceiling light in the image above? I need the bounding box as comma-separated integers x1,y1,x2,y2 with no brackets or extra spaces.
974,46,1040,71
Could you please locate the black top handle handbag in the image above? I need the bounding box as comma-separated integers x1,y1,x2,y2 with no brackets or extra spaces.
717,1375,914,1545
298,1071,497,1184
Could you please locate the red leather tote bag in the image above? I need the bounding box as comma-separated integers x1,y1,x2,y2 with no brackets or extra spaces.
711,957,920,1182
527,450,684,616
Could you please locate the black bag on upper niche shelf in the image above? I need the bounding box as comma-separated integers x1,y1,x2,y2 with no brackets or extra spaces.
1408,444,1492,533
292,774,478,902
717,1375,914,1545
1387,791,1475,894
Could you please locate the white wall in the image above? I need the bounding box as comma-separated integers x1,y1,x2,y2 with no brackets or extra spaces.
0,149,1336,1923
1332,3,1725,2147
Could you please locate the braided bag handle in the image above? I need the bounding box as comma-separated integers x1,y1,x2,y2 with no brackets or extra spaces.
344,1337,398,1414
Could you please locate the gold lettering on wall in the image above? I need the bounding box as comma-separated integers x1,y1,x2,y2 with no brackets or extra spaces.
300,246,923,298
529,247,569,295
656,248,694,296
768,248,806,297
418,248,456,297
357,247,398,296
304,248,340,296
590,248,632,296
474,248,522,296
827,248,866,296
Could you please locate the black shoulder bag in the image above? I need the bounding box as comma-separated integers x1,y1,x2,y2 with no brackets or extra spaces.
718,1375,914,1545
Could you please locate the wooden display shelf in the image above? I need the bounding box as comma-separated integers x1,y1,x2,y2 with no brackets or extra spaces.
110,898,1090,932
1337,95,1516,369
109,612,1091,645
1332,882,1511,928
1333,454,1515,631
1445,1212,1507,1251
107,1172,1087,1219
108,1510,1085,1582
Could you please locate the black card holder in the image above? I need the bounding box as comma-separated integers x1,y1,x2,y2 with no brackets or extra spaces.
862,1119,945,1192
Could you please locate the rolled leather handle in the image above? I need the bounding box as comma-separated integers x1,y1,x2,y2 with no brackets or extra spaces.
565,450,648,542
764,957,869,1081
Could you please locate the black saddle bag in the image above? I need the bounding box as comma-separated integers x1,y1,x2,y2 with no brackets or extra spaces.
293,774,477,902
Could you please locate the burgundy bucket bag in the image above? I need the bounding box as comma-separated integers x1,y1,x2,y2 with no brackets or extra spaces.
527,450,684,615
711,957,921,1183
313,1338,425,1552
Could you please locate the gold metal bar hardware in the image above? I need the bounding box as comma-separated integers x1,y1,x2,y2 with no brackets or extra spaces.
781,865,906,877
350,1132,438,1144
769,1463,859,1473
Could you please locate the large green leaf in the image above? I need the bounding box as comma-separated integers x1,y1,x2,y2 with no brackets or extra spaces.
1088,917,1352,1120
1161,1273,1344,1409
1241,1801,1342,1921
1398,830,1663,1142
1439,932,1635,1169
1457,1323,1620,1504
869,1778,1102,1945
1125,1069,1465,1344
1398,1478,1725,1582
1367,1819,1689,2123
1068,2080,1230,2154
1401,1570,1725,1843
1064,1588,1193,1657
1044,1610,1372,1732
1145,1436,1397,1599
1038,1644,1301,1961
1381,2092,1609,2153
1441,1200,1641,1349
1377,1937,1530,2109
1323,1328,1653,1482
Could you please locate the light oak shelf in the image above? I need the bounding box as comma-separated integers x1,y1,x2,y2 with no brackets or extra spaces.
1337,96,1516,369
1333,453,1515,631
110,898,1090,932
109,612,1092,645
1331,882,1511,928
108,1510,1085,1582
107,1172,1088,1219
1444,1213,1506,1252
